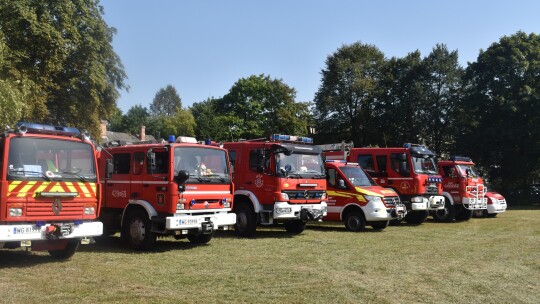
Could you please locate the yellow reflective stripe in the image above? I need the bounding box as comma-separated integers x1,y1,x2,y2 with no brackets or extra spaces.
354,187,382,197
66,182,79,197
17,182,37,197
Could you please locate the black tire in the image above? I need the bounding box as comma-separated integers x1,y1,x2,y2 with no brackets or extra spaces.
48,239,80,260
234,203,257,237
344,211,366,232
122,209,156,250
433,198,456,222
283,220,307,234
472,210,485,218
455,204,473,221
404,210,428,225
371,220,389,230
187,232,214,244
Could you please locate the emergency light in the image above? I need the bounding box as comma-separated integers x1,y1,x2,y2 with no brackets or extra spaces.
15,122,82,137
427,176,443,183
450,156,472,162
271,134,313,143
176,136,198,144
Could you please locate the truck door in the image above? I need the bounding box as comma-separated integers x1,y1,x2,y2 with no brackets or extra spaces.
142,148,169,213
243,147,275,204
105,152,132,209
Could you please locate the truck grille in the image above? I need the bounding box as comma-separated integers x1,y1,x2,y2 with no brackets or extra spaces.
383,196,400,207
26,201,85,217
425,186,439,195
283,190,325,200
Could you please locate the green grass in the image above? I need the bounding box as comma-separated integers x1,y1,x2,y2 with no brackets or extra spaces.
1,210,539,303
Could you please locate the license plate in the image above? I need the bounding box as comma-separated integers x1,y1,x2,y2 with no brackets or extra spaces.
178,218,199,225
14,226,41,234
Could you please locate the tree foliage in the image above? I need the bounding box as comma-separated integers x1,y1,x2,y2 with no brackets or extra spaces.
314,42,385,146
460,31,540,190
0,0,127,137
150,84,182,116
216,74,310,139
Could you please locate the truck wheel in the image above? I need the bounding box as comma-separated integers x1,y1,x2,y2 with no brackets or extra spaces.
433,198,455,222
235,203,257,237
404,210,428,225
472,210,485,218
371,220,389,230
284,220,307,234
187,232,214,244
344,211,366,232
455,204,473,221
48,239,80,260
122,209,156,250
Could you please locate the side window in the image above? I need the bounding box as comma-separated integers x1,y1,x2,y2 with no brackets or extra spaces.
357,154,374,171
147,151,169,174
133,152,145,175
113,153,130,174
228,150,237,174
376,155,387,174
249,149,265,172
327,168,336,187
391,153,410,177
441,166,456,178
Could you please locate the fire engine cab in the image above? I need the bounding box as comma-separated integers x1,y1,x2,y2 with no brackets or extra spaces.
324,143,445,224
323,159,406,231
98,136,236,250
0,122,103,259
223,134,327,236
438,156,506,219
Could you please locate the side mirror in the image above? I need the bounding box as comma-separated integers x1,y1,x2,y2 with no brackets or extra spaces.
147,151,156,170
398,153,407,161
106,159,114,178
465,168,471,176
175,170,189,186
257,166,264,173
338,179,346,189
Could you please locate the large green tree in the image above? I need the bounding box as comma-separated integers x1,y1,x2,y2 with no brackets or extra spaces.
314,42,385,146
191,98,235,141
0,0,127,137
150,84,182,116
460,31,540,191
216,74,310,139
419,44,463,155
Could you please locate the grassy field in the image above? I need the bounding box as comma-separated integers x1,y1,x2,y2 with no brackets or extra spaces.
1,210,539,304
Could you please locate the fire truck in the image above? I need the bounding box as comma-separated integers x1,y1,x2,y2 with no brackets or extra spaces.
98,136,236,250
438,156,506,220
324,143,445,224
223,134,327,236
323,159,406,231
0,122,103,259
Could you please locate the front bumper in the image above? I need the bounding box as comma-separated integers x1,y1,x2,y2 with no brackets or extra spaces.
487,199,507,214
0,221,103,242
273,201,328,221
364,202,407,221
410,195,445,211
166,211,236,231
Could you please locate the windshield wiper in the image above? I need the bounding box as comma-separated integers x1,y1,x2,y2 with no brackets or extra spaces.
10,169,51,181
205,174,228,182
286,173,305,178
60,171,87,182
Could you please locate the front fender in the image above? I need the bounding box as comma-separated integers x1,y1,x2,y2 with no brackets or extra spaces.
234,190,262,213
121,199,158,224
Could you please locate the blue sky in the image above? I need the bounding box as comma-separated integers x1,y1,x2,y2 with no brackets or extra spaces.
100,0,540,113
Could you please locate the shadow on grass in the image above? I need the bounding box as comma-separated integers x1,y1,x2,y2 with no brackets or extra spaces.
0,249,63,267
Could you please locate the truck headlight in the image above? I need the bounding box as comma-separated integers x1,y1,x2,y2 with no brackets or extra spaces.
281,193,289,201
364,195,383,204
9,208,23,217
411,197,424,203
84,207,95,215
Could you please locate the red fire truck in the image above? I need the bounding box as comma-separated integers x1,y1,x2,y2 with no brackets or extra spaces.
0,122,103,259
324,143,445,224
323,160,406,231
98,136,236,250
223,134,327,236
438,156,506,219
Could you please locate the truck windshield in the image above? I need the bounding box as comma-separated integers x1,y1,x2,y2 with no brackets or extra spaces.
174,147,231,183
456,164,480,177
411,156,438,175
276,152,324,178
7,137,96,182
341,166,377,187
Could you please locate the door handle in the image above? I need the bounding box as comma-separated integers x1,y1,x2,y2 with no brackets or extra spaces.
245,181,252,185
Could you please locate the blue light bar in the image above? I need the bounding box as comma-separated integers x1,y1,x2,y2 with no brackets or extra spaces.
450,156,472,162
271,134,313,144
428,176,443,183
325,160,347,163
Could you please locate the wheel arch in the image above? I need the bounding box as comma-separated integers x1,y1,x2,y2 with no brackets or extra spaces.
234,190,261,213
121,199,158,225
341,203,365,221
441,192,455,205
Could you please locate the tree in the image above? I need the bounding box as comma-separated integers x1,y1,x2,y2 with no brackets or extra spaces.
191,98,233,141
122,105,149,135
150,85,182,116
216,74,309,139
460,31,540,191
0,0,127,138
314,42,385,146
147,108,196,140
419,44,463,155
